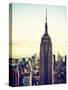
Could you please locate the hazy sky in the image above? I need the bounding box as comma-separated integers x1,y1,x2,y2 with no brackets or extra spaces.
10,3,66,58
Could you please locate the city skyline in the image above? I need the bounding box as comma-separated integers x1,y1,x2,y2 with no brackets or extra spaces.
9,3,66,58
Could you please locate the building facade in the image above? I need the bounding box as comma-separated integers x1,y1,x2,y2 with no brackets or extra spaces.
40,10,52,85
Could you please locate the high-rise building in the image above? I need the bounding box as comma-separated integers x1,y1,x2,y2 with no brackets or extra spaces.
53,55,56,70
40,10,52,85
52,54,56,84
32,53,38,65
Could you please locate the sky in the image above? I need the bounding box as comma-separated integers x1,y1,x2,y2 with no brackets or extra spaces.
9,3,67,58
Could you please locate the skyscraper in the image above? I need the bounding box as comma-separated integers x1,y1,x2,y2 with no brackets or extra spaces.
40,10,52,85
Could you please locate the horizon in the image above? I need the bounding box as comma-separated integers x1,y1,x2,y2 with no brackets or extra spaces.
9,3,67,58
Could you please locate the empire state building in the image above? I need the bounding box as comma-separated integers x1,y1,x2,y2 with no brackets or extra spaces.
40,10,52,85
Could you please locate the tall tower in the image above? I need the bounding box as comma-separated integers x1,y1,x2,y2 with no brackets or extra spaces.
40,10,52,85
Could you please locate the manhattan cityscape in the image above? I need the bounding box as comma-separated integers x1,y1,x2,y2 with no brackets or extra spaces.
9,3,66,87
9,53,66,86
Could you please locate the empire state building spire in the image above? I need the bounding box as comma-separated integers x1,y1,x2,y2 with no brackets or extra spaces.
45,9,48,35
40,9,52,85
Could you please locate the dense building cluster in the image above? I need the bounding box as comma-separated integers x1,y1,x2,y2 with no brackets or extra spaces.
9,53,66,86
9,54,40,86
53,55,66,84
